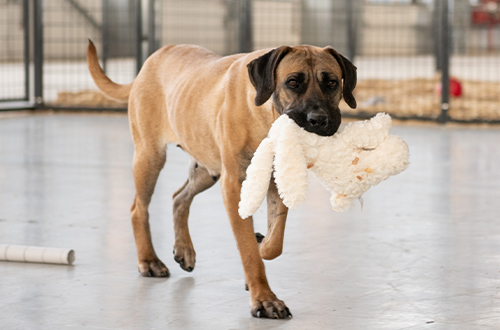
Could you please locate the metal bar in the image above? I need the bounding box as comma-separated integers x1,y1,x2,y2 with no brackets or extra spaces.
33,0,43,108
148,0,157,56
345,0,356,61
66,0,101,30
23,0,30,101
0,97,33,103
437,0,450,124
433,0,442,72
155,0,163,53
43,106,127,113
238,0,253,53
102,0,109,73
0,101,36,111
136,0,144,74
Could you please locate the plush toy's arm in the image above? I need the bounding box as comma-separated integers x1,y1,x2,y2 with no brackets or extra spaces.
273,122,309,209
239,137,275,219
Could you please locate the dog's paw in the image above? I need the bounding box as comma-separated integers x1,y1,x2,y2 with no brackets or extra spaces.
250,294,292,319
173,244,196,272
138,258,170,277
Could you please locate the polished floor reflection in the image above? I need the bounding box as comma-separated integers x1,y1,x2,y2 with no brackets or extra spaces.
1,112,499,329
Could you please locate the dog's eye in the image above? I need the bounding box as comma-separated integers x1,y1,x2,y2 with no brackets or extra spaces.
328,80,338,90
287,79,299,89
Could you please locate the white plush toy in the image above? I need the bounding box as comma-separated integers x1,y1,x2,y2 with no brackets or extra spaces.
238,113,409,219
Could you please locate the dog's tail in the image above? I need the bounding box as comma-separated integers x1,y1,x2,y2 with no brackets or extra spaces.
87,40,132,102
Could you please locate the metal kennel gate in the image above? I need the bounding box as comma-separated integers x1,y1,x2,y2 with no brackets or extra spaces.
0,0,32,108
1,0,499,124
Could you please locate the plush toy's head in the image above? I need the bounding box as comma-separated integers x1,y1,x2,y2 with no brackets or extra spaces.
238,113,409,219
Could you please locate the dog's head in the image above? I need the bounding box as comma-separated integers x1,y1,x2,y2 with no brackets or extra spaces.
247,46,357,136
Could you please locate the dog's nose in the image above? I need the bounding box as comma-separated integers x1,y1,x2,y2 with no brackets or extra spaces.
307,112,328,128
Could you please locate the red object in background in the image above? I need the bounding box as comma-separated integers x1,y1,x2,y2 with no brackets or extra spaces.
471,0,500,51
435,77,463,98
449,78,463,97
471,0,500,25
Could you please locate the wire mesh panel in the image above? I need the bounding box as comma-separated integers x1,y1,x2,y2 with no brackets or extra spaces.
346,0,500,122
0,0,27,102
252,0,302,50
448,0,500,121
345,1,439,120
44,0,137,109
156,0,232,55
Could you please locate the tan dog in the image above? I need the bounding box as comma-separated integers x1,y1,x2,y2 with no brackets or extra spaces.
87,41,357,319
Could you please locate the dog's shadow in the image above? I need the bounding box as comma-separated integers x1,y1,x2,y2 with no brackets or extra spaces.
129,276,196,319
169,276,196,299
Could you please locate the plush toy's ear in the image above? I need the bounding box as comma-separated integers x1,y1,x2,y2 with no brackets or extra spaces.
325,47,357,109
273,123,309,209
247,46,291,107
239,138,275,219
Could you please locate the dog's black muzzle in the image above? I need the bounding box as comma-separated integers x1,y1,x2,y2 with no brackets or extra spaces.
284,106,341,137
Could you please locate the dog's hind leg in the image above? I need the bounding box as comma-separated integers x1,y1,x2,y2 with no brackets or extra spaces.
172,158,219,272
131,142,169,277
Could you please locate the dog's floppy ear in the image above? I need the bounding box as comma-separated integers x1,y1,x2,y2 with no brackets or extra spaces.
247,46,291,107
325,47,357,109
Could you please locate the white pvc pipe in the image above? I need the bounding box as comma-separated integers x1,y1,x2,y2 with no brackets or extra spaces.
0,245,75,265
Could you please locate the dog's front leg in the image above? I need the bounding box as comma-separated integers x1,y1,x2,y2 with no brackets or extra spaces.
258,176,288,260
220,167,291,319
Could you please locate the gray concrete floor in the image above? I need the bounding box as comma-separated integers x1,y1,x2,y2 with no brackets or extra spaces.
1,112,500,330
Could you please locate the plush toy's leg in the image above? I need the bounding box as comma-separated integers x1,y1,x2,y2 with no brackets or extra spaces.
258,176,289,260
239,138,275,219
273,126,309,209
172,159,219,272
331,193,353,212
